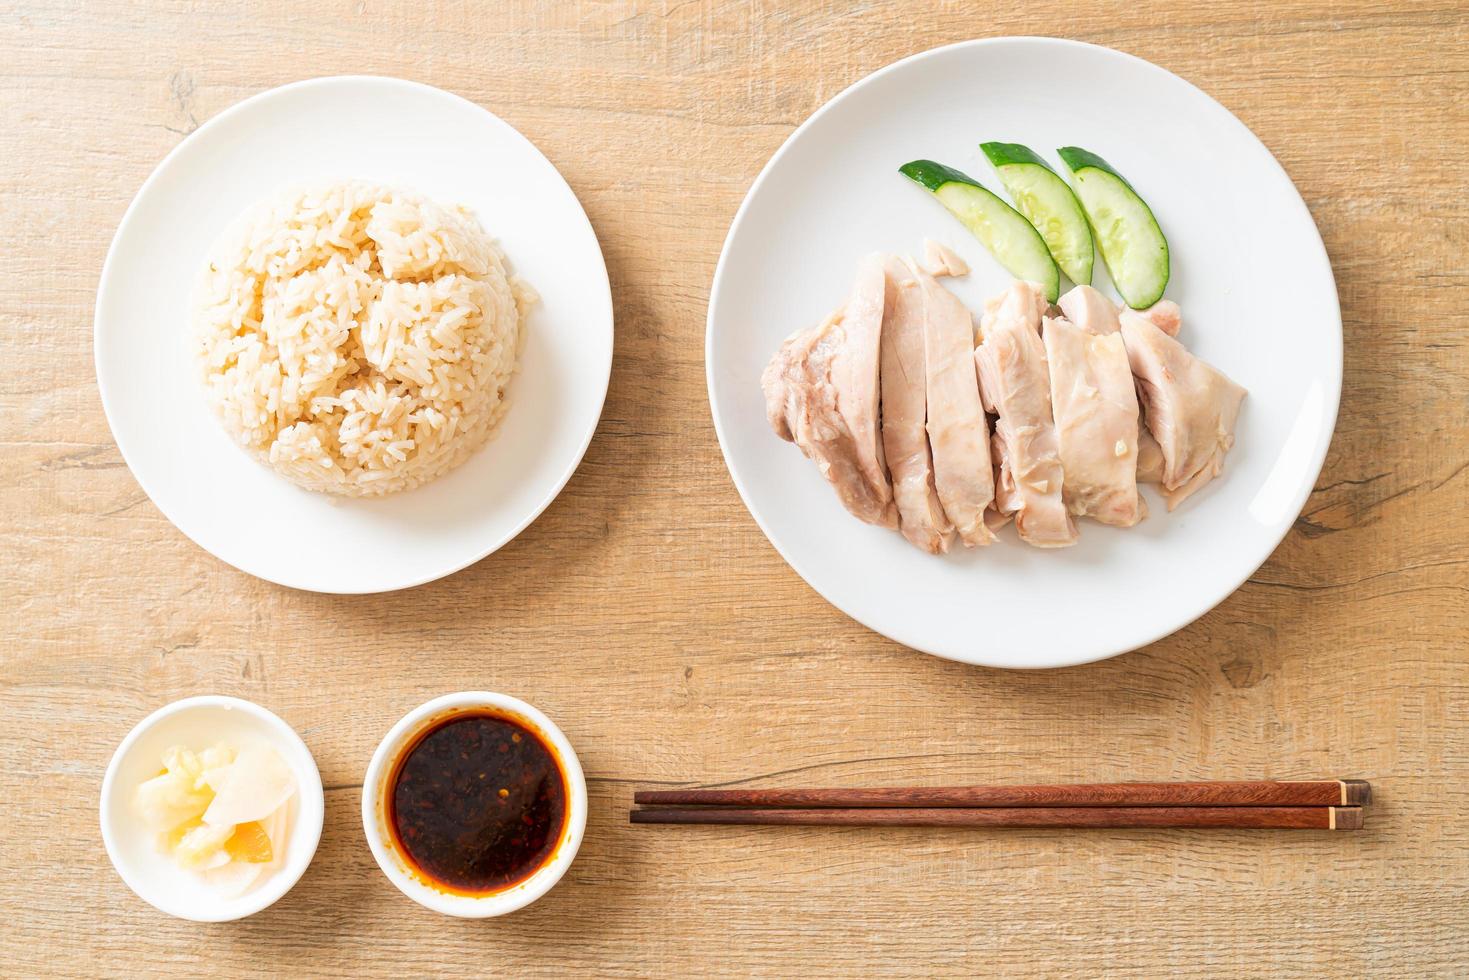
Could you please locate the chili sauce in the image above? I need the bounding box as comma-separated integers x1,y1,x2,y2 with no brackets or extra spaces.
386,710,567,895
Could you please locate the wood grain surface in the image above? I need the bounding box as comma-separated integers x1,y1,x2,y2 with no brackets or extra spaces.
2,0,1467,976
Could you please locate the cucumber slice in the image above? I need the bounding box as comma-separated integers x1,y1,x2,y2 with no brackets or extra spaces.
980,141,1094,286
899,159,1060,302
1056,147,1169,309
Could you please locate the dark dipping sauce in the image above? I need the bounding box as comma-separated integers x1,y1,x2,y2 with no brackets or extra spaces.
387,710,567,895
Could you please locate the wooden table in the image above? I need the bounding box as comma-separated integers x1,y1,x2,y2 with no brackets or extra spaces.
3,1,1466,975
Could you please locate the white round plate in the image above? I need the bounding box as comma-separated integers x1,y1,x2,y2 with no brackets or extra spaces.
96,76,613,593
707,38,1341,668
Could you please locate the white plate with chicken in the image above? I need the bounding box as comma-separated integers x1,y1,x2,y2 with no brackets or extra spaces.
706,37,1341,668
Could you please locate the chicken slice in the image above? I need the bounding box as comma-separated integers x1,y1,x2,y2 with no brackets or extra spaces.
1126,298,1181,337
762,307,898,529
974,282,1078,547
879,257,953,553
1059,285,1181,339
1119,311,1246,511
981,279,1050,342
1042,315,1145,527
910,258,994,546
1136,421,1166,485
832,253,892,511
1056,284,1121,336
921,239,969,278
989,423,1019,513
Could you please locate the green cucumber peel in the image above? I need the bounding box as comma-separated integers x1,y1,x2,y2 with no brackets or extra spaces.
980,141,1054,171
898,159,982,192
1057,146,1134,188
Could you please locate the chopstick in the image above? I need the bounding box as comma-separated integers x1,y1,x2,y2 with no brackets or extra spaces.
630,805,1363,830
634,780,1372,809
631,781,1372,831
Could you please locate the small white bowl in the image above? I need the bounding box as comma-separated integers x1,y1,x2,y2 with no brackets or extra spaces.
100,696,325,922
362,692,587,918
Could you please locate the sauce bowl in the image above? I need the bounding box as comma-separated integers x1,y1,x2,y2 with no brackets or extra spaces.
361,691,587,917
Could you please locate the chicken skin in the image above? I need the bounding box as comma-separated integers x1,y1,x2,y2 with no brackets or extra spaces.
911,258,995,546
1042,314,1145,527
879,257,953,553
975,282,1078,547
1119,311,1246,511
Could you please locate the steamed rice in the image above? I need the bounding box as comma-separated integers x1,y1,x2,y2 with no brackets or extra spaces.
193,181,532,496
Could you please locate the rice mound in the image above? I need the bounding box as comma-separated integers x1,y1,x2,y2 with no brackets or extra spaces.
193,181,532,496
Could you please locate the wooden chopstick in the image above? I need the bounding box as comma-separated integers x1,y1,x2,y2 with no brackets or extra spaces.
633,780,1371,809
631,805,1364,830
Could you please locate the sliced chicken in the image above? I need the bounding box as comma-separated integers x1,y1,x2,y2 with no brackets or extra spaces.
1130,298,1182,337
910,258,994,546
1136,422,1166,485
1119,311,1246,511
974,282,1078,547
879,257,953,553
921,239,969,278
1042,315,1145,527
1058,285,1181,339
762,305,898,529
1060,285,1192,496
1056,284,1121,337
989,423,1020,514
832,254,892,510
